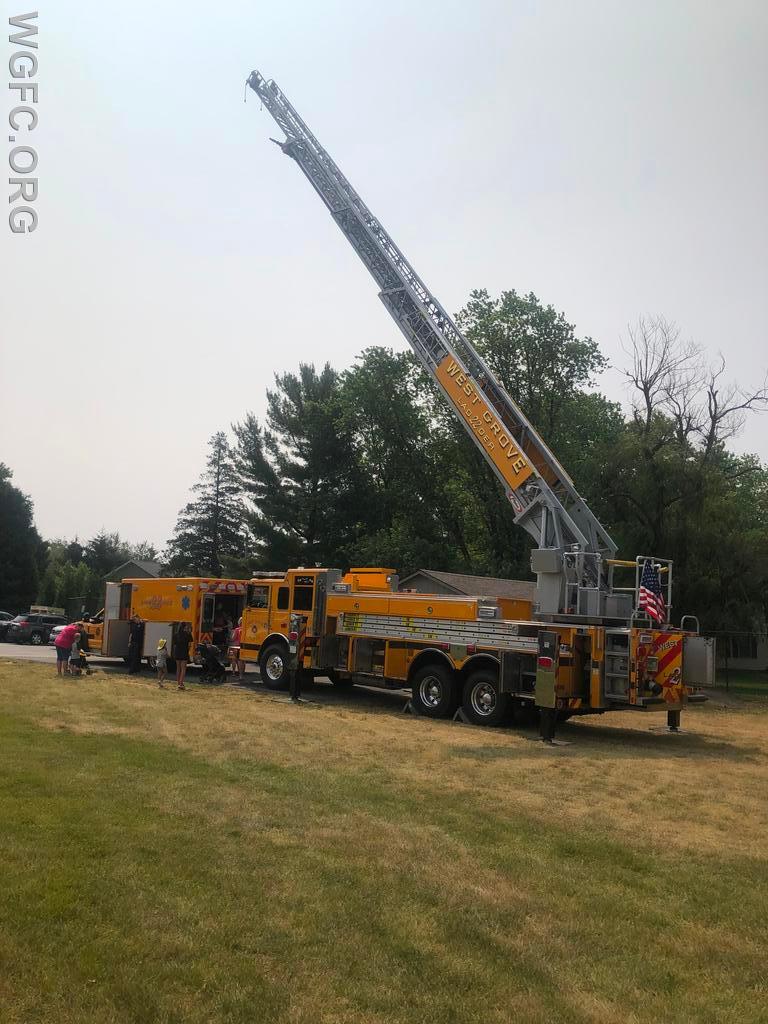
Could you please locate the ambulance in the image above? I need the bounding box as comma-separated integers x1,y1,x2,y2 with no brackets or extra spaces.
85,577,248,667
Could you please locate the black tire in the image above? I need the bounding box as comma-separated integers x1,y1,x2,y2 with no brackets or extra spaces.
410,662,460,718
146,655,157,670
260,643,290,690
30,632,43,646
461,666,512,727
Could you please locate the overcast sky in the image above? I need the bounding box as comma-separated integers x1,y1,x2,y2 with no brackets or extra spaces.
2,0,766,550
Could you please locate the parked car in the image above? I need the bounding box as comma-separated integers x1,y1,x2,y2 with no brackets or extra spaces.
48,624,67,646
0,611,14,641
6,613,68,646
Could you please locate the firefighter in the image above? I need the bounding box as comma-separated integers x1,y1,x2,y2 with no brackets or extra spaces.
127,614,145,674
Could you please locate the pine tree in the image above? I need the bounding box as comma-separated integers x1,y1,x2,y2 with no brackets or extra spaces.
164,433,248,577
0,463,42,610
233,364,364,569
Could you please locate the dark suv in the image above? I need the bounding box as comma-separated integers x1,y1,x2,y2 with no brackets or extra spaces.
6,613,68,645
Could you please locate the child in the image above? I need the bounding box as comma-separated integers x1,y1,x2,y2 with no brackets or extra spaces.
69,632,83,676
156,638,168,687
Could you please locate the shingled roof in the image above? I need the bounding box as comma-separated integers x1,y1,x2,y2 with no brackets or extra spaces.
399,569,535,601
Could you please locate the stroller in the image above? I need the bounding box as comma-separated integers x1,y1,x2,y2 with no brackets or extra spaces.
196,643,227,684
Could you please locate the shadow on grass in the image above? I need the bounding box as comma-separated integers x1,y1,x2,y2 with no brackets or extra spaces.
450,714,763,764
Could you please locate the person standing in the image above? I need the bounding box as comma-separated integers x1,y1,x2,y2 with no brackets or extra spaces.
173,622,192,690
54,620,81,677
156,638,168,688
127,614,145,674
68,633,83,677
229,616,245,682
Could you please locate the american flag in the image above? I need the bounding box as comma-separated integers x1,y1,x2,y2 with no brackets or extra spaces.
638,560,666,623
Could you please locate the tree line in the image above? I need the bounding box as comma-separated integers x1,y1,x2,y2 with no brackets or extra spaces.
2,290,766,633
163,291,768,634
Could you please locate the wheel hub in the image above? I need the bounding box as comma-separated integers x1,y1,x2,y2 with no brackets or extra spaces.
471,682,496,717
419,675,442,708
266,654,284,680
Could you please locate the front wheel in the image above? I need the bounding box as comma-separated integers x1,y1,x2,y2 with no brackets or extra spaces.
462,667,512,727
30,632,43,646
410,662,460,718
260,643,290,690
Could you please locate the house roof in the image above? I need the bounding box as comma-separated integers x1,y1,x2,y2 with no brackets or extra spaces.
103,559,162,580
399,569,535,601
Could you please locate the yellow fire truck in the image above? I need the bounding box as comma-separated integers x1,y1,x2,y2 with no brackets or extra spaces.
240,72,714,729
240,566,710,727
85,577,248,667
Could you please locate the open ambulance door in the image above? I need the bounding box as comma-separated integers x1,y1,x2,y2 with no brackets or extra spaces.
101,582,132,657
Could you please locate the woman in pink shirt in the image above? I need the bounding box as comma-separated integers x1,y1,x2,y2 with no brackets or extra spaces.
54,621,81,677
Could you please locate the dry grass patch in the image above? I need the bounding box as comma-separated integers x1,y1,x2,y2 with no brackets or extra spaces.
1,658,766,1024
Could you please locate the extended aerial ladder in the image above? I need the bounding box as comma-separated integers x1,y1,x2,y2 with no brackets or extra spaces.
245,71,636,622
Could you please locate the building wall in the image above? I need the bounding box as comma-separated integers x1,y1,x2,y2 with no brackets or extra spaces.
716,636,768,672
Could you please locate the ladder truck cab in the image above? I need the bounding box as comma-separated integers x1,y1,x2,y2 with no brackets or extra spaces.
242,71,715,726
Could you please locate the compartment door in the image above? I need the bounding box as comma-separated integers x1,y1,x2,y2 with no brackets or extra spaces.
683,636,716,687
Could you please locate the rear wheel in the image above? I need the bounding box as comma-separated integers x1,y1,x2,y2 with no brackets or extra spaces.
260,643,290,690
410,662,460,718
30,632,43,646
462,667,512,727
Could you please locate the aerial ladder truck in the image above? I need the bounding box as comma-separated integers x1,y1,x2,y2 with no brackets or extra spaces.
240,71,713,729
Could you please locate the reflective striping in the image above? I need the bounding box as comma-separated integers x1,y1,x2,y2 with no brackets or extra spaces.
337,611,570,655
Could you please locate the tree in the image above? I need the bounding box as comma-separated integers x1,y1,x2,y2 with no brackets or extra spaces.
595,316,768,629
165,432,248,576
0,463,42,611
233,364,363,569
451,289,623,576
36,538,103,615
336,347,472,574
83,531,158,577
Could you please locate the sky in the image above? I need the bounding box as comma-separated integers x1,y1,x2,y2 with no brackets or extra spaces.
2,0,766,550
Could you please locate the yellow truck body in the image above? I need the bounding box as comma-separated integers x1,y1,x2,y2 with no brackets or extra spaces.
85,577,249,664
240,567,711,726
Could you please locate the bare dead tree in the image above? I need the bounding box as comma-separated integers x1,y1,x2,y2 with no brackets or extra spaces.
622,316,700,437
699,355,768,462
622,315,768,462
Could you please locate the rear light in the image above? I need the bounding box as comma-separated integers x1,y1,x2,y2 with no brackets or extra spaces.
466,644,476,654
438,642,450,651
289,631,298,641
537,656,553,669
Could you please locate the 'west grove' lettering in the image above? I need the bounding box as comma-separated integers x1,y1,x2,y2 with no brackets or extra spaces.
443,359,527,469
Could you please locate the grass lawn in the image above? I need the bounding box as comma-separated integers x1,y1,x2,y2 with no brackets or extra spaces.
715,667,768,699
1,660,766,1024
